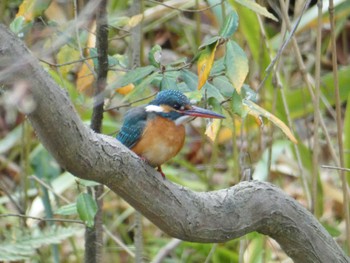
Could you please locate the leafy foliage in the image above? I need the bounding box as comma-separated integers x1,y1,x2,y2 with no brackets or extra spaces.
77,193,98,228
0,226,83,261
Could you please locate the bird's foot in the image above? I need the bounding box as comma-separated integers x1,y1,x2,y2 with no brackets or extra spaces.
139,156,166,179
157,166,166,179
139,156,148,163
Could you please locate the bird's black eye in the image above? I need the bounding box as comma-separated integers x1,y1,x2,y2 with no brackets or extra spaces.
173,104,185,111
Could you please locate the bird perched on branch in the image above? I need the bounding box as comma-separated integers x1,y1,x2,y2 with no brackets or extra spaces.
117,89,225,178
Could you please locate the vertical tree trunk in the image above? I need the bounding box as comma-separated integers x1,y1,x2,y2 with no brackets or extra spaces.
84,0,108,262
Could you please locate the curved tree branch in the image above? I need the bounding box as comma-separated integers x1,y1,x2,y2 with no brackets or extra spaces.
0,24,348,263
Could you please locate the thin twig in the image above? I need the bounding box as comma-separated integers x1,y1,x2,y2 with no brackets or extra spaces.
103,225,135,258
271,1,313,208
104,92,157,111
39,56,98,67
0,213,84,224
146,0,223,13
204,244,217,263
151,239,182,263
30,175,71,204
312,0,322,215
0,181,24,214
321,165,350,173
256,14,275,181
278,0,340,173
257,0,312,92
84,1,108,263
130,0,145,261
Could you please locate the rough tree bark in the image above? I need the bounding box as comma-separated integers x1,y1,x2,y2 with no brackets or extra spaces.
84,0,108,262
0,24,348,263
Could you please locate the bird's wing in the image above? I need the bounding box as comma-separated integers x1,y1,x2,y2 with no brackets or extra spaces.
116,106,147,149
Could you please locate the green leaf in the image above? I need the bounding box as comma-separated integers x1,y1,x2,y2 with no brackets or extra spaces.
210,57,226,75
148,44,162,67
281,66,350,119
30,145,61,180
231,90,243,116
253,140,294,181
110,65,156,90
245,232,265,262
202,82,225,102
89,48,99,69
167,57,188,67
230,0,278,21
208,0,234,27
161,75,178,90
225,40,249,93
76,193,98,228
89,48,119,69
219,10,239,38
76,178,100,187
344,92,350,184
54,203,77,216
322,222,342,237
241,84,258,102
0,126,22,154
212,76,234,97
108,55,119,68
123,71,159,101
181,69,198,91
198,36,221,50
231,2,270,71
9,16,26,35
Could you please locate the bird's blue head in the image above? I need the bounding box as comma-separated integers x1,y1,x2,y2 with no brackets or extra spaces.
145,90,225,124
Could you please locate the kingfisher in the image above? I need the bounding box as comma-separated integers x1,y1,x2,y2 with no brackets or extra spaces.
117,89,225,178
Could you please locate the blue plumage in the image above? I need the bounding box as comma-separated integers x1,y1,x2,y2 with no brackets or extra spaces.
116,106,147,148
117,90,191,148
151,89,190,107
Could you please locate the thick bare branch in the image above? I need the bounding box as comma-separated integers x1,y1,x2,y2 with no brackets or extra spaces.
0,24,348,263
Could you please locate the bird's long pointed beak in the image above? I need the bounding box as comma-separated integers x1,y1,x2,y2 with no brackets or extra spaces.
182,106,225,119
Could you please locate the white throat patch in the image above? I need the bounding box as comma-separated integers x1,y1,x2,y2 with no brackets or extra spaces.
174,115,194,126
145,105,164,113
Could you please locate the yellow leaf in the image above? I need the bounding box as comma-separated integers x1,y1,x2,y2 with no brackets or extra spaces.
217,127,232,143
44,1,67,24
243,99,298,144
217,118,243,143
77,59,95,95
76,22,96,96
128,14,144,28
205,119,221,141
116,83,135,95
17,0,52,21
56,46,80,77
197,41,219,90
87,21,97,48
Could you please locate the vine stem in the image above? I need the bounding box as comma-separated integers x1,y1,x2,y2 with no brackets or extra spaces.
130,0,145,262
85,0,108,263
329,0,350,252
312,0,322,216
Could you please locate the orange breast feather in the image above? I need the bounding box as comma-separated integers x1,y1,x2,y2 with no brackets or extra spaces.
131,116,185,166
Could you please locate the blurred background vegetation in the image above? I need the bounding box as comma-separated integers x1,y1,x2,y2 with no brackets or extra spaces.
0,0,349,262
